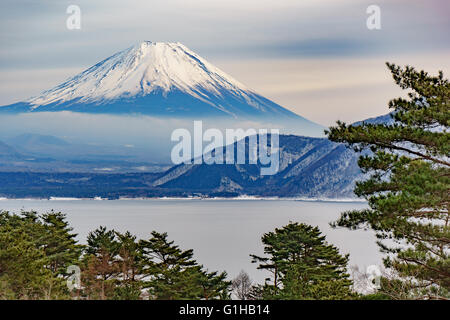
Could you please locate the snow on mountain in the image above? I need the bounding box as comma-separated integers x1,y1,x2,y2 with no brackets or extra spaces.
152,135,363,198
0,41,322,134
29,42,252,109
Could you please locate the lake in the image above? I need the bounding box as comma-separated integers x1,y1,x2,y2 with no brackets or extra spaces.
0,198,383,283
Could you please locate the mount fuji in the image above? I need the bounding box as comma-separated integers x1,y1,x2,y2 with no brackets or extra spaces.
0,41,324,135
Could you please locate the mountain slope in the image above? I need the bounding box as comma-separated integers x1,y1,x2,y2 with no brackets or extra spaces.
0,42,324,135
154,114,399,198
0,140,24,160
8,133,70,148
0,113,396,198
0,135,363,199
153,135,363,198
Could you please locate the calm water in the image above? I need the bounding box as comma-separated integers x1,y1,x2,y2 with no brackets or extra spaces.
0,199,383,283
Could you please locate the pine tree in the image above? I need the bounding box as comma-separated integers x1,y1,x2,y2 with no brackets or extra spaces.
327,63,449,299
41,211,82,276
82,226,121,299
197,267,230,300
1,214,232,300
139,231,230,299
113,231,143,299
251,222,353,299
0,211,70,299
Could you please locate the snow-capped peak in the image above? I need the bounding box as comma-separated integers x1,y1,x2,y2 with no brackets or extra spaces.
29,41,251,107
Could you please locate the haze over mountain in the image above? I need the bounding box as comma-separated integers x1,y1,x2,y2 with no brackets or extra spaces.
0,134,364,199
0,140,23,160
0,41,397,199
0,113,397,198
151,134,363,198
0,41,324,136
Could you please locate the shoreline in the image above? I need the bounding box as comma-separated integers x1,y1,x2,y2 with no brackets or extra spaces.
0,196,367,203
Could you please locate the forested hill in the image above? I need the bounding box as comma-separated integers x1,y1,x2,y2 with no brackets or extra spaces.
0,135,363,199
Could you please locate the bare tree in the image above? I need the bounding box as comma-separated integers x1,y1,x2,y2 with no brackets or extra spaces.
232,270,253,300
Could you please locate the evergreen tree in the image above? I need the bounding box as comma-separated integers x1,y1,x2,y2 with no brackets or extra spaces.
82,226,121,299
1,213,232,300
113,231,143,300
197,267,230,300
0,211,70,299
86,226,120,256
41,211,82,276
139,231,230,300
327,63,449,299
251,223,353,299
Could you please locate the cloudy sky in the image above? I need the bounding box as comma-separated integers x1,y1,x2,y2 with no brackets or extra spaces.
0,0,449,126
